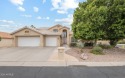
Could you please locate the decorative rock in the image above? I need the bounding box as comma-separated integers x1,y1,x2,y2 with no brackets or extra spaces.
80,53,88,60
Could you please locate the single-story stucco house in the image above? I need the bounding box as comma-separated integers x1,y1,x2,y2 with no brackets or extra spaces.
0,24,110,47
9,24,73,47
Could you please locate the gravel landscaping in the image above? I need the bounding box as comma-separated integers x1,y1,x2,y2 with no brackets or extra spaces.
65,47,125,62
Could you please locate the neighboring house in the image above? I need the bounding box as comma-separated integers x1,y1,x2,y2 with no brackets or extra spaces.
0,32,13,47
11,24,73,47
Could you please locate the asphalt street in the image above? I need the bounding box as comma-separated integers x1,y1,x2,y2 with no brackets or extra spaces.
0,66,125,78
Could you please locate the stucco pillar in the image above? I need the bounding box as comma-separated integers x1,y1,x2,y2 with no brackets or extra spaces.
40,35,44,47
58,47,65,60
13,36,17,47
58,36,61,47
67,31,70,45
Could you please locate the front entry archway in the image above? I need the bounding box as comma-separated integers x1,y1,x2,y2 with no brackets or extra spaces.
62,29,67,44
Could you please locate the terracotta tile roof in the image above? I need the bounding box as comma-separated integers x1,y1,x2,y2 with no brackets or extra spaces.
0,32,13,39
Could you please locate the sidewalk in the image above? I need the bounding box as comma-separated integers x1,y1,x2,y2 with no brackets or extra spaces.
0,61,125,66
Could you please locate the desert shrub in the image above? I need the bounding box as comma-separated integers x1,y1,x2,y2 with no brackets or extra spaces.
77,41,84,53
98,44,112,49
77,42,84,48
70,42,77,47
117,40,125,44
91,46,103,55
84,42,94,47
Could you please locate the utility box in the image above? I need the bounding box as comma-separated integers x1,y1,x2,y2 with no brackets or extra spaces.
58,47,65,60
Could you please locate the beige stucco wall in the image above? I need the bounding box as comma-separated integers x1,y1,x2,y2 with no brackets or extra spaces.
48,26,63,32
13,29,40,36
12,28,43,47
48,26,72,46
0,38,13,47
69,34,73,43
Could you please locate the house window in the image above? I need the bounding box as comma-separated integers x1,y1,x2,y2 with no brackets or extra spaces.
53,29,58,32
25,31,29,33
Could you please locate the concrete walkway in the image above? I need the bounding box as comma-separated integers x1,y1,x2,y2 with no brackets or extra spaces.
47,46,79,62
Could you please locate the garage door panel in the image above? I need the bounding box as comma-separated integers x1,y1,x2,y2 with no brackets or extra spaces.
18,37,40,47
45,36,57,46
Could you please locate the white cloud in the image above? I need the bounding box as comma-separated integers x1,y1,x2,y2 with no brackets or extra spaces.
37,16,50,20
37,16,42,19
46,17,50,20
51,0,78,14
0,24,23,32
0,25,10,27
18,6,25,11
22,15,32,17
55,14,73,25
33,7,39,12
0,20,15,24
57,10,67,14
42,17,50,20
10,0,24,5
42,0,46,3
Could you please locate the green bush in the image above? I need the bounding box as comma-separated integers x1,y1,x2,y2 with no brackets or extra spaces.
70,42,77,47
91,46,104,55
117,40,125,44
98,44,112,49
77,42,84,48
84,42,94,47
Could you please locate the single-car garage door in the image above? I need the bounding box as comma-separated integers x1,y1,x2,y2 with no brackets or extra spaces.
18,37,40,47
45,36,57,46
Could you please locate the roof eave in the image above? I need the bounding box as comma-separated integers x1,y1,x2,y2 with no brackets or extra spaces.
11,26,43,35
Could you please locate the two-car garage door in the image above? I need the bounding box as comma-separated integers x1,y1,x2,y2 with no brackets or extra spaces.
17,36,58,47
18,37,40,47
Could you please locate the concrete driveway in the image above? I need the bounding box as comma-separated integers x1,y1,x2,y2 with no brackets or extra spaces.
0,47,56,62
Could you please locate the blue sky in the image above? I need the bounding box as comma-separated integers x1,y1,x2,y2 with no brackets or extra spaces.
0,0,85,32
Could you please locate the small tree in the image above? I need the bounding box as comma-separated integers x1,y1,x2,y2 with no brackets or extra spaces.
72,0,107,46
104,0,125,46
30,25,36,28
72,0,125,47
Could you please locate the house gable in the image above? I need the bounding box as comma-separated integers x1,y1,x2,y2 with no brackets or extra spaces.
48,24,70,33
11,27,41,36
48,24,62,30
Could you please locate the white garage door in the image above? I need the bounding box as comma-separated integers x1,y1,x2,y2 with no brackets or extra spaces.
45,36,57,46
18,37,40,47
